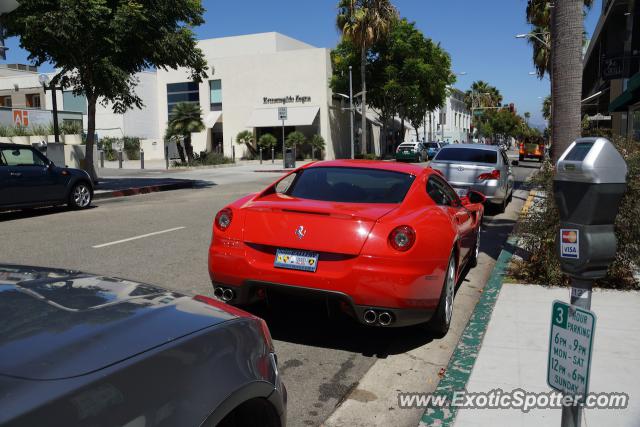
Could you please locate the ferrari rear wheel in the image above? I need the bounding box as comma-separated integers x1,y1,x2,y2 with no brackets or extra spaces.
427,255,456,338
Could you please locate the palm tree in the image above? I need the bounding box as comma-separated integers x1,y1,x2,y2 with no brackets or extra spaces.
464,81,502,111
309,134,325,159
542,95,551,122
524,111,531,125
337,0,398,155
236,130,256,157
550,0,592,163
167,102,204,163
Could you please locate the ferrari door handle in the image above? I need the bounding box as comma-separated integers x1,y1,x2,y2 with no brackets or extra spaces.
10,172,22,177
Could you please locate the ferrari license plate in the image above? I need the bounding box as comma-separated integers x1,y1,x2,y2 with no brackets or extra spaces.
274,249,319,272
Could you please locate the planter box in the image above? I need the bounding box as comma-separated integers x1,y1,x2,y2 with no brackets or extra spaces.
30,135,47,145
0,137,11,143
63,134,83,145
11,136,30,145
46,135,61,143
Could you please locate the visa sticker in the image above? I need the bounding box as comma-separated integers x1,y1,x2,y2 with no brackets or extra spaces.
560,229,579,259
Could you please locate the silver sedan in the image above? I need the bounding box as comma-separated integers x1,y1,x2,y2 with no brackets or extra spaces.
430,144,517,212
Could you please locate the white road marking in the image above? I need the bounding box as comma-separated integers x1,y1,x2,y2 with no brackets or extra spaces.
92,227,185,248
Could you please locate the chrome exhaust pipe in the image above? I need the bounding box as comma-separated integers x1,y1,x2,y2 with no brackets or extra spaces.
378,312,392,326
222,288,234,302
363,309,378,325
213,287,224,299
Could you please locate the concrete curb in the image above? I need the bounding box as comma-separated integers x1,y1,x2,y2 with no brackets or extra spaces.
94,181,195,200
419,239,516,427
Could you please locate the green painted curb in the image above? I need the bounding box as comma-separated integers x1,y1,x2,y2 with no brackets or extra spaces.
419,239,516,427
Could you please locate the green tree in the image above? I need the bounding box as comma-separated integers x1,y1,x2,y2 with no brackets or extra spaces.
337,0,398,155
309,134,325,159
524,111,531,125
167,102,205,163
542,95,552,122
285,131,306,150
258,133,278,150
236,130,255,151
464,81,502,111
2,0,208,180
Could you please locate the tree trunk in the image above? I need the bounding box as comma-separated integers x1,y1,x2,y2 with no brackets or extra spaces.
185,135,194,163
176,140,186,163
551,0,583,163
360,46,367,155
84,94,98,183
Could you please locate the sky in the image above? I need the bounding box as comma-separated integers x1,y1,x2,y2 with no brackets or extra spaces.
2,0,603,128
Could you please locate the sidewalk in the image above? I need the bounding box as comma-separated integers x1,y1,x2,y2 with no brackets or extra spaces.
94,159,306,199
454,283,640,426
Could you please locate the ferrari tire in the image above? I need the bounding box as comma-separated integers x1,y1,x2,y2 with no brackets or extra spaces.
469,225,481,268
427,255,456,338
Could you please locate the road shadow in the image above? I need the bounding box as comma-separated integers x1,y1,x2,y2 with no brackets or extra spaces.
244,300,437,358
478,218,518,261
96,177,213,191
0,205,99,222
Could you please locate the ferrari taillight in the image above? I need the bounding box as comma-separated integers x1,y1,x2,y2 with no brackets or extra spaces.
215,208,233,231
477,170,501,181
389,226,416,252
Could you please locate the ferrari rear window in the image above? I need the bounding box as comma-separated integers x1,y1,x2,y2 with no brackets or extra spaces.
288,167,415,203
434,148,497,164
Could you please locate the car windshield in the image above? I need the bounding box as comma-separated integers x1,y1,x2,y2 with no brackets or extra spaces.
425,143,438,148
434,148,497,164
288,167,415,203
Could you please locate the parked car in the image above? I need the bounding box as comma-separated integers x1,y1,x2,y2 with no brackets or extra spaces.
0,264,286,427
430,144,516,213
208,160,485,336
0,143,93,211
424,142,442,159
519,139,545,162
395,141,428,162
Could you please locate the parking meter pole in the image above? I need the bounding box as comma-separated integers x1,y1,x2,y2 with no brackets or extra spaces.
560,278,593,427
140,149,144,170
282,119,285,169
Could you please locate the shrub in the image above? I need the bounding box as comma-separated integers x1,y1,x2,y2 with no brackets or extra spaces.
285,131,306,149
0,125,14,137
509,136,639,289
123,136,141,160
173,151,233,167
258,133,277,149
355,153,380,160
60,120,83,135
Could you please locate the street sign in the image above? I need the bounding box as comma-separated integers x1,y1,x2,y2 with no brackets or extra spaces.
473,110,484,117
547,300,596,397
278,107,288,121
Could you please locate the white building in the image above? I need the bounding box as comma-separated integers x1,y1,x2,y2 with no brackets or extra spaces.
417,88,472,144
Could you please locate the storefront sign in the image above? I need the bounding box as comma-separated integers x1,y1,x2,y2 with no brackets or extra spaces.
13,110,29,126
602,57,624,80
587,114,611,121
263,95,312,105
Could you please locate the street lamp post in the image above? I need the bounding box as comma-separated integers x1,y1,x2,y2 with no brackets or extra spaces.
349,65,354,159
39,74,61,143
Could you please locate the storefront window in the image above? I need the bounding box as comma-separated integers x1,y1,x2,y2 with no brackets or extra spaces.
210,80,222,111
167,82,200,118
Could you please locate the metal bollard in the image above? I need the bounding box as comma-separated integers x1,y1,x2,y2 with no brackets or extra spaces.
232,146,235,162
312,147,315,161
118,150,123,169
165,145,169,170
271,147,275,164
260,148,263,165
100,150,104,168
140,149,144,169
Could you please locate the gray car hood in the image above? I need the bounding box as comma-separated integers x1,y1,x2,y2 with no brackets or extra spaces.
0,265,240,380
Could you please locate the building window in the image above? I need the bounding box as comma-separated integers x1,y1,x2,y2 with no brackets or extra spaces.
210,79,222,111
26,93,41,109
0,95,11,107
167,82,200,118
63,91,88,114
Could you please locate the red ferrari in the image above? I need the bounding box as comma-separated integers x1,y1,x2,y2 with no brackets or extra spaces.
208,160,484,335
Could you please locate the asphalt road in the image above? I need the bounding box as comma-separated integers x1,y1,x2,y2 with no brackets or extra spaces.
0,154,540,427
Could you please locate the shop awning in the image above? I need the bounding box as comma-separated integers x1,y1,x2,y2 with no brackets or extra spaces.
204,111,223,128
247,106,319,127
609,73,640,112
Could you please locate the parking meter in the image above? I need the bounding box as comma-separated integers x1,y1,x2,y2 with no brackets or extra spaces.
553,137,627,427
553,137,628,280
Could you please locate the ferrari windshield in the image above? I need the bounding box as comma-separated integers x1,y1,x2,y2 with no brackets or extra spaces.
287,167,415,203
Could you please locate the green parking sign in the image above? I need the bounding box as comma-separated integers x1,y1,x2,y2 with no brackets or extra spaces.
547,300,596,397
